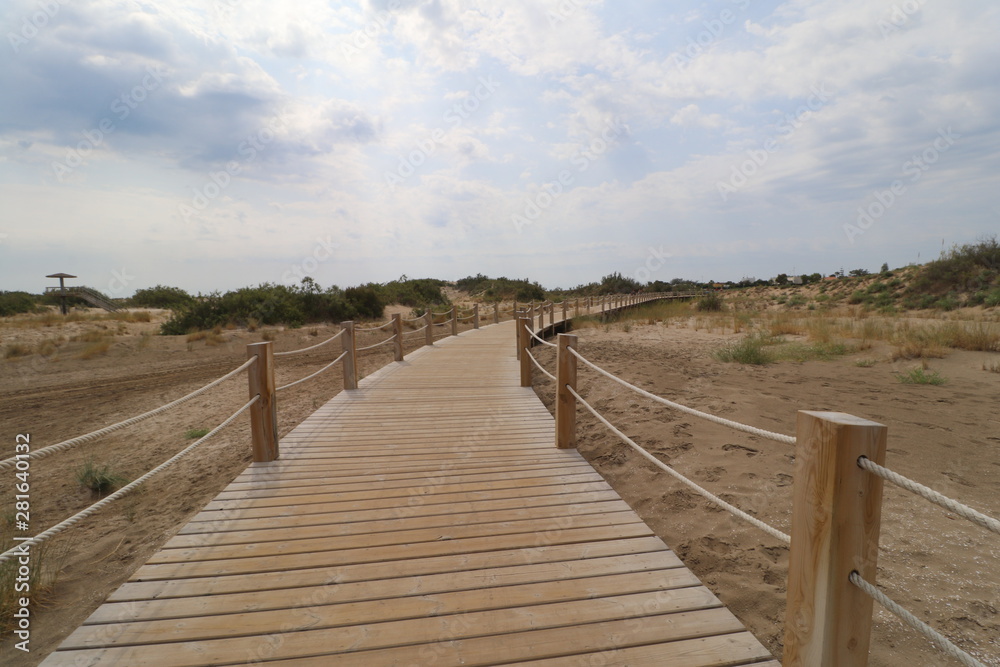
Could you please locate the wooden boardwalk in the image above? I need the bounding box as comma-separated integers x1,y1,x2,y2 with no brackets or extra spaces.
42,321,776,666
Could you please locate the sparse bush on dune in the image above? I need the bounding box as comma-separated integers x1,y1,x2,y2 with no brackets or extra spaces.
0,291,42,317
128,285,195,310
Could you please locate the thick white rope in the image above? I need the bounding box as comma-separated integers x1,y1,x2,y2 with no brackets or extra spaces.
354,320,394,332
525,349,556,381
567,385,791,544
568,347,796,445
0,357,258,472
458,314,476,322
404,325,429,336
432,321,450,328
857,457,1000,537
431,310,452,317
273,329,344,357
849,572,986,667
524,323,557,348
356,334,397,352
276,351,348,392
0,395,259,565
403,315,425,323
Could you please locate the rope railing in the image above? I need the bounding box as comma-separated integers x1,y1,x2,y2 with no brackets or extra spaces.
566,384,791,544
524,323,557,348
857,456,1000,536
356,333,397,352
354,320,395,332
567,347,796,445
276,351,349,393
525,349,556,382
0,394,260,565
0,357,258,472
430,309,452,317
273,329,344,357
404,325,429,336
849,572,985,667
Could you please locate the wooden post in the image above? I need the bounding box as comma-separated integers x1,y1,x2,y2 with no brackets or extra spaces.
562,300,568,323
538,303,545,330
518,317,532,387
473,303,480,329
246,342,278,462
451,305,458,336
341,321,357,390
494,303,499,324
424,310,433,346
575,298,580,318
392,313,403,362
555,333,577,449
783,411,888,667
515,310,522,360
548,302,554,327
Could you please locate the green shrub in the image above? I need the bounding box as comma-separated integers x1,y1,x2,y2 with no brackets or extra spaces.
129,285,195,310
0,291,41,317
185,428,210,439
76,460,128,496
714,334,773,365
896,367,947,385
848,290,867,305
696,293,724,311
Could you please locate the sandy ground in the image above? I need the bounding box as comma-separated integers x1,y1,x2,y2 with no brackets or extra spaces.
1,305,997,665
529,318,999,666
0,307,463,666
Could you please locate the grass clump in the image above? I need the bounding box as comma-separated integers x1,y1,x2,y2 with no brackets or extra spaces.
4,343,32,359
185,428,210,439
855,359,878,367
696,293,724,312
76,459,128,496
78,339,112,359
0,516,59,631
714,334,774,365
774,341,852,362
896,367,947,385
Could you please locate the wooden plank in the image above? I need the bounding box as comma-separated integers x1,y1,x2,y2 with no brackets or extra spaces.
41,319,773,667
64,572,711,648
110,537,673,601
89,552,690,623
46,597,738,666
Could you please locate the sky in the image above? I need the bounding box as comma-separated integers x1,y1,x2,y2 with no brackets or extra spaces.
1,0,998,296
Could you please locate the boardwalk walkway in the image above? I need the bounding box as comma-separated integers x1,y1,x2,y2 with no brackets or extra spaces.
42,320,776,666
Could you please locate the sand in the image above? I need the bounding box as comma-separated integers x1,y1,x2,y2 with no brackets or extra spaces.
529,318,999,666
1,306,997,665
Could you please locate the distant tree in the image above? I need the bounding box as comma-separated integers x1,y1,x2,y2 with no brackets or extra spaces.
849,268,871,277
880,262,890,274
775,273,789,285
807,273,823,284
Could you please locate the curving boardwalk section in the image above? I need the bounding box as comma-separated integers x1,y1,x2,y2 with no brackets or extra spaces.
42,320,775,666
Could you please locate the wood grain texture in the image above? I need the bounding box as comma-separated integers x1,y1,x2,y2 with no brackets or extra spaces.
41,319,773,666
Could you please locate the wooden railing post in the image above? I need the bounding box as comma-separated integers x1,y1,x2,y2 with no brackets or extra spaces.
473,303,480,329
555,333,577,449
392,313,403,362
494,303,499,324
562,300,568,322
424,310,433,346
341,321,357,390
246,341,278,462
538,303,545,330
450,305,458,336
515,310,522,360
574,298,580,318
548,302,554,327
518,317,532,387
783,411,888,667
